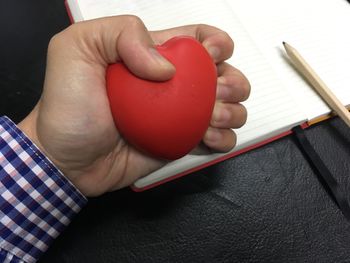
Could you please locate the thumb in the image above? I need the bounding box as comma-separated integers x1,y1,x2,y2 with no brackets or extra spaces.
116,16,176,81
58,15,175,81
89,15,175,81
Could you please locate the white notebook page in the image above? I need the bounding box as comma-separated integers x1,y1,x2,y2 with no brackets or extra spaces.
69,0,307,188
227,0,350,121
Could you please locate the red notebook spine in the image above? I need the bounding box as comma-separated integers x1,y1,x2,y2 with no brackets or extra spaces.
132,123,310,192
64,0,75,24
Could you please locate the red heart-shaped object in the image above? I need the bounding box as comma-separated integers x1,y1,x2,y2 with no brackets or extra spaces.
106,36,217,160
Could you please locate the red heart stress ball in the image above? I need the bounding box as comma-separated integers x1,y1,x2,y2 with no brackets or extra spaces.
106,36,217,160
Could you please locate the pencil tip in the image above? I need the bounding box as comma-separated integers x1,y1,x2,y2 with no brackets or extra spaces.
282,41,286,45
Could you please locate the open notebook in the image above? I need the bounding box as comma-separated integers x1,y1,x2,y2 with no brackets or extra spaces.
66,0,350,191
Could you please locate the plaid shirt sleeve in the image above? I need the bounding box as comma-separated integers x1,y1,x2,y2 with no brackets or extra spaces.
0,116,87,263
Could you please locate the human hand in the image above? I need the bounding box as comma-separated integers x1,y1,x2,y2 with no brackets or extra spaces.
18,16,250,196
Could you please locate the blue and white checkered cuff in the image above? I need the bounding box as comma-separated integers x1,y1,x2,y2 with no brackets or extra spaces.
0,116,87,263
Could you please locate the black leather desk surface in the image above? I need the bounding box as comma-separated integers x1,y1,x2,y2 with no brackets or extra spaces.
1,1,350,262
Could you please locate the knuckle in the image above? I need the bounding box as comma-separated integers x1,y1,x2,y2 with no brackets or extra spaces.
223,31,234,50
231,71,250,102
230,131,237,149
122,15,145,29
235,105,248,128
48,25,75,53
217,31,234,57
48,32,63,53
239,78,251,102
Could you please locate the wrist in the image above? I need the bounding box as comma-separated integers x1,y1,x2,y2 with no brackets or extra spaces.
17,108,81,190
18,109,40,146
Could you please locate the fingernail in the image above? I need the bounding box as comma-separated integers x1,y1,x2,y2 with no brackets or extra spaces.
217,76,226,85
149,48,174,68
216,77,230,100
205,127,222,142
213,106,230,124
207,46,221,61
216,83,230,101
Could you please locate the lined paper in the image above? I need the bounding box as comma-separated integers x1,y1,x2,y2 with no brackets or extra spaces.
228,0,350,121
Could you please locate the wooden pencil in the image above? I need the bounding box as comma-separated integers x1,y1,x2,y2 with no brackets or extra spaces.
283,41,350,127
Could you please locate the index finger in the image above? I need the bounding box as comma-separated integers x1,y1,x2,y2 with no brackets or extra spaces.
150,24,234,63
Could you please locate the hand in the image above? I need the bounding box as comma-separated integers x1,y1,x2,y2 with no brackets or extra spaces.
18,16,250,196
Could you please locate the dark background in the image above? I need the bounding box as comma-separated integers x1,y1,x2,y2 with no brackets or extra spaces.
1,1,350,262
